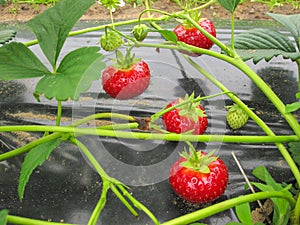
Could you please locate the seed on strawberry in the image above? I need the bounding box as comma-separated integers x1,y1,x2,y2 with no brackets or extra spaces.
226,104,249,130
174,17,216,56
100,30,123,52
102,48,150,100
169,146,228,204
162,94,208,135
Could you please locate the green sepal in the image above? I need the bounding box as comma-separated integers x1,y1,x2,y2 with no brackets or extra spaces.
178,93,206,122
113,48,141,70
226,103,248,115
180,146,217,174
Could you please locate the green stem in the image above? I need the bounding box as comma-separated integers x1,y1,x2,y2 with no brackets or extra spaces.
181,14,232,55
231,12,235,50
151,91,231,123
184,56,272,135
232,58,300,137
69,137,114,182
69,137,140,218
96,122,138,130
144,0,152,19
294,196,300,225
0,125,298,143
109,184,139,217
160,191,296,225
70,137,159,223
56,100,62,126
117,184,160,225
109,7,114,27
6,215,77,225
0,112,136,161
71,112,136,127
24,17,168,47
132,39,300,138
0,132,62,161
184,56,300,190
88,181,110,225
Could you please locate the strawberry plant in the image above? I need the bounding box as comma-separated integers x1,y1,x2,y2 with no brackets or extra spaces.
0,0,300,224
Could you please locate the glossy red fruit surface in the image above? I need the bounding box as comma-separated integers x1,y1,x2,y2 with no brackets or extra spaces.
169,151,228,204
102,60,150,100
162,98,208,135
174,18,216,55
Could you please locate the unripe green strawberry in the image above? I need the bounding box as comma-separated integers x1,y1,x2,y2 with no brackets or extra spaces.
100,30,123,52
132,24,149,41
226,104,249,130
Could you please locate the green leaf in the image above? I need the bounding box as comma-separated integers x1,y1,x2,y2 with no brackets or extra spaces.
218,0,241,13
266,13,300,50
285,102,300,113
233,28,300,63
252,166,280,189
18,139,62,201
150,29,178,43
252,166,292,225
35,47,105,101
0,30,16,44
27,0,95,67
0,42,50,80
0,209,8,225
288,142,300,166
235,203,254,225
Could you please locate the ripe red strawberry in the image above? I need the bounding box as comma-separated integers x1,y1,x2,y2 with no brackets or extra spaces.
169,147,228,204
162,94,208,135
102,49,150,100
174,18,216,56
226,104,249,130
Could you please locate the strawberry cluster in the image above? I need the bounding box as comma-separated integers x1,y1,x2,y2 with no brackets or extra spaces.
99,16,233,205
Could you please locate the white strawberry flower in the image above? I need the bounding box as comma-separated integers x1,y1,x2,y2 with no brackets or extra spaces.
97,0,125,12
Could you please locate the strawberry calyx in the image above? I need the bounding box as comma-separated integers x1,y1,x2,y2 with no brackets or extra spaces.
226,103,250,114
180,10,202,28
178,93,206,122
180,145,218,174
113,48,141,70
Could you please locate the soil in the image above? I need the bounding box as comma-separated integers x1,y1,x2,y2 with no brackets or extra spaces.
1,0,300,23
